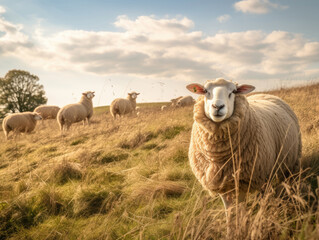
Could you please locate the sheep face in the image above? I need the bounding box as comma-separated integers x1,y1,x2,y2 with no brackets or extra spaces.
187,78,255,122
33,113,43,120
82,91,95,99
128,92,140,100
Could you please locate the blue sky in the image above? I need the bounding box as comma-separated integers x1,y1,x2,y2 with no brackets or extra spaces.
0,0,319,106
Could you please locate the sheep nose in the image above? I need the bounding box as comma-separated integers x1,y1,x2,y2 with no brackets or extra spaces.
212,104,225,111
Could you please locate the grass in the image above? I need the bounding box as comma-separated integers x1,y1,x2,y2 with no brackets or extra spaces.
0,84,319,239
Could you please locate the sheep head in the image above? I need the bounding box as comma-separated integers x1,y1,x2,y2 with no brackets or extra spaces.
128,92,140,100
32,113,43,120
187,78,255,122
82,91,95,99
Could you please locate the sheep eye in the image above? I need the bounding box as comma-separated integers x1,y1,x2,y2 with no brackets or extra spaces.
228,93,232,98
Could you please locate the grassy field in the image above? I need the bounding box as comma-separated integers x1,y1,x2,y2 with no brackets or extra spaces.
0,84,318,239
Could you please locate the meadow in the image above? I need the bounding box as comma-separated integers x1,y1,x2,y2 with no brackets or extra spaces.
0,83,318,239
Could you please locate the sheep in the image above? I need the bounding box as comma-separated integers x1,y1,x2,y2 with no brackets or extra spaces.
2,112,42,140
161,105,167,111
176,95,194,107
170,96,183,107
57,91,95,131
186,78,301,228
34,105,60,120
110,91,140,119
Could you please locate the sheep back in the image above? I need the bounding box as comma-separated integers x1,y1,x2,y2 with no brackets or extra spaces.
2,112,38,135
189,93,301,194
34,105,60,119
57,103,89,125
177,96,194,107
110,98,134,117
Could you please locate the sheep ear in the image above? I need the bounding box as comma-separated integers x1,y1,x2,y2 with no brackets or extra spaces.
186,84,207,95
82,92,87,96
234,85,255,94
136,93,140,95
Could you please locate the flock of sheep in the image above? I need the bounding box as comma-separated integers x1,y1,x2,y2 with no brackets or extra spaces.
2,78,302,234
1,89,195,140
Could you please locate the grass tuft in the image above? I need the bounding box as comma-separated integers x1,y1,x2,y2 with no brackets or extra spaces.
37,187,64,215
73,187,121,217
50,161,83,184
70,136,88,146
99,151,129,164
132,181,186,201
118,131,156,149
161,125,185,140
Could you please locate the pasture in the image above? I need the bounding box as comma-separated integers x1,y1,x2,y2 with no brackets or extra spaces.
0,83,318,239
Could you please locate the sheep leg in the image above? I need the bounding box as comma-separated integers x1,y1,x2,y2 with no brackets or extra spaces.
4,131,9,140
220,192,246,238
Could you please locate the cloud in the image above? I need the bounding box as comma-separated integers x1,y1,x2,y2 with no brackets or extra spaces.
217,14,231,23
0,6,31,54
0,6,5,14
1,14,319,82
234,0,288,14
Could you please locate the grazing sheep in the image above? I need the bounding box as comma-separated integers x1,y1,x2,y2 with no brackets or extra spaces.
57,91,95,131
2,112,42,140
161,105,167,111
186,78,301,224
176,95,194,107
170,96,183,107
34,105,60,120
110,92,140,119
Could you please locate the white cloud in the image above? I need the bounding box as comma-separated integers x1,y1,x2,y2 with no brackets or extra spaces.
234,0,288,14
217,14,231,23
0,6,6,14
1,15,319,82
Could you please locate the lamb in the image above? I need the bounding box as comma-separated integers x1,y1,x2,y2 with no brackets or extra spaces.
170,96,183,107
2,112,42,140
176,95,194,107
34,105,60,120
110,91,140,119
57,91,95,131
186,78,301,225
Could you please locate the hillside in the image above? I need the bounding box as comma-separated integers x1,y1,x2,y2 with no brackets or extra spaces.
0,83,319,239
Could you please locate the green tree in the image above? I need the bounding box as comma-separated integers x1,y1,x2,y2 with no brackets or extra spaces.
0,70,47,117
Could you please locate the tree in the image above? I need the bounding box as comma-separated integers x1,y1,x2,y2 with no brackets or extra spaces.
0,70,47,117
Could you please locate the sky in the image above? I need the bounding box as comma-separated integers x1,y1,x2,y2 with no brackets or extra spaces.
0,0,319,107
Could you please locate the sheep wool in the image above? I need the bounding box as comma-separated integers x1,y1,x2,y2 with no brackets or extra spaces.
177,96,194,107
189,93,301,195
2,112,42,139
57,91,95,131
110,92,140,119
170,96,183,107
34,105,60,119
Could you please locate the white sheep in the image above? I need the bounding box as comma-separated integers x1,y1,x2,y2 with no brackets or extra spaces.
2,112,42,140
161,105,167,111
186,78,301,226
57,91,95,131
110,91,140,119
170,96,183,107
34,105,60,120
176,95,194,107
